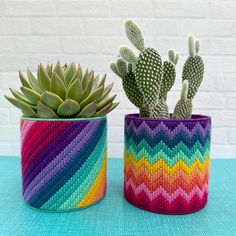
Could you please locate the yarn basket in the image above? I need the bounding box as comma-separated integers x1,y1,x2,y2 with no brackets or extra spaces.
124,114,211,214
20,116,107,212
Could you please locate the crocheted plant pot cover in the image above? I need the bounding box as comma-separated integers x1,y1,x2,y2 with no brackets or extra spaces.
124,114,211,214
20,117,107,212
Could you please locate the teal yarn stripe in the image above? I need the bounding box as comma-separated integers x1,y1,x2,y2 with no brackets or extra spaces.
125,148,210,167
125,139,210,163
58,145,106,210
41,128,106,210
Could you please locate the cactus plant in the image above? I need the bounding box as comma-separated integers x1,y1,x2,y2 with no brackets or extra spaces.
110,19,204,120
111,19,178,118
172,35,204,119
5,62,119,118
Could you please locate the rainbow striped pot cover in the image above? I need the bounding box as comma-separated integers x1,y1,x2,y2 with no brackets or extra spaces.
124,114,211,214
20,117,107,212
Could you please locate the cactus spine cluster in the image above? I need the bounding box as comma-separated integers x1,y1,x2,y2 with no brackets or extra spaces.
110,19,204,119
5,62,119,118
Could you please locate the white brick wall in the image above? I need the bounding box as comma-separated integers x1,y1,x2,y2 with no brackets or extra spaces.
0,0,236,158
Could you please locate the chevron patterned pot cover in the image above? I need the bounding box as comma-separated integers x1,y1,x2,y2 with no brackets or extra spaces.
124,114,211,214
20,117,107,212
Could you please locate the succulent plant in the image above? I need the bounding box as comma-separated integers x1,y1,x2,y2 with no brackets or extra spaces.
110,19,204,120
5,62,119,118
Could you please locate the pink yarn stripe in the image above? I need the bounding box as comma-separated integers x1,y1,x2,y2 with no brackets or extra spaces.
125,179,208,203
22,122,70,175
21,121,52,163
21,121,36,146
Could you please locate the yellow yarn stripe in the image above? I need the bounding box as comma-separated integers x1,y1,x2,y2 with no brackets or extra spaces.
76,154,107,208
125,153,210,176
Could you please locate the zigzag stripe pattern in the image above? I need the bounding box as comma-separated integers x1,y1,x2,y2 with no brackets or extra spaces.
124,114,211,214
20,118,107,212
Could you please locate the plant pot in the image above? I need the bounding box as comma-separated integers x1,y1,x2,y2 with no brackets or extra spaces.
124,114,211,214
20,116,107,212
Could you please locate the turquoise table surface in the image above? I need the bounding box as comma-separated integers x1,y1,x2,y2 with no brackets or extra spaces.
0,157,236,236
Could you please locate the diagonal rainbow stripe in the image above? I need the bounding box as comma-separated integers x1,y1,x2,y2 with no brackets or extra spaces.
124,114,211,214
20,117,107,211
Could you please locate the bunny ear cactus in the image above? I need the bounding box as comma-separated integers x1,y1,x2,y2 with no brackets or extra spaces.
5,63,119,118
110,19,204,120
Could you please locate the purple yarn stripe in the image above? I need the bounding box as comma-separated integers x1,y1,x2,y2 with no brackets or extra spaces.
24,120,101,201
126,120,211,139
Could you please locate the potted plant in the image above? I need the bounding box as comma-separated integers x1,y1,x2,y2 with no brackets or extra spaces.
5,62,118,212
110,19,211,214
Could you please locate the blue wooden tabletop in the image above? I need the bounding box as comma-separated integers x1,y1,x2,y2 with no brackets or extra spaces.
0,157,236,236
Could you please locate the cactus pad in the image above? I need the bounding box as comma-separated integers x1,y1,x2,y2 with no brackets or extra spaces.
172,99,192,119
122,71,144,109
125,19,145,51
173,80,192,119
135,48,162,106
182,35,204,100
182,55,204,99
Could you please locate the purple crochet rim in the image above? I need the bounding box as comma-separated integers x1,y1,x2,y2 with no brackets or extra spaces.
125,113,211,123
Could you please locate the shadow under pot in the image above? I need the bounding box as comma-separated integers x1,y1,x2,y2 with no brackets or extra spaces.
124,114,211,215
20,116,107,212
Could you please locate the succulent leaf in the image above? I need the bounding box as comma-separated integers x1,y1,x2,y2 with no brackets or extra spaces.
99,82,114,102
81,71,94,101
50,72,67,100
20,86,41,105
94,102,112,117
107,102,119,113
98,74,106,88
19,71,32,89
19,100,38,118
77,102,96,118
10,88,34,105
82,69,90,89
27,68,42,94
38,64,51,91
4,96,21,109
57,99,80,117
97,94,116,111
65,63,77,86
92,75,100,90
41,91,63,111
77,64,83,80
37,101,58,118
66,78,83,102
53,62,65,84
46,64,53,78
80,85,104,109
